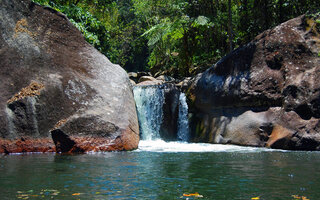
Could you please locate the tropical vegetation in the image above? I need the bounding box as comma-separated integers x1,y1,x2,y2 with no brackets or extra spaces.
32,0,319,78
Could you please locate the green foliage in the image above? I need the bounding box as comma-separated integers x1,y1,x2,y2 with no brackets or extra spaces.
63,6,104,48
192,16,210,27
32,0,108,52
32,0,148,72
32,0,320,78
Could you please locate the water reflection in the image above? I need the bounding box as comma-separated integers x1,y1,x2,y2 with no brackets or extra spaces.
1,151,320,199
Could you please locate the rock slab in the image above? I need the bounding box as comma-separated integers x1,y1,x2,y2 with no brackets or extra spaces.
188,14,320,150
0,0,139,153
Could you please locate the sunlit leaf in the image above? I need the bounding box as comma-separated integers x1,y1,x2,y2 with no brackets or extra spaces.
292,195,301,199
183,192,203,197
192,16,210,27
292,195,310,200
195,16,209,25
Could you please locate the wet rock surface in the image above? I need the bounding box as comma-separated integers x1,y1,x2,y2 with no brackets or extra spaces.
160,84,180,140
0,0,139,153
133,83,180,141
188,14,320,150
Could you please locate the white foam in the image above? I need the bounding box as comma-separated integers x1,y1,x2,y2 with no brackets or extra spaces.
137,140,287,153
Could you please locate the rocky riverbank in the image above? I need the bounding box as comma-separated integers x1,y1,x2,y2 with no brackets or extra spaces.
187,14,320,150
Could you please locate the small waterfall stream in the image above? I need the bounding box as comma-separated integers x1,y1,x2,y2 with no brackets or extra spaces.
133,86,164,140
133,85,189,142
133,85,288,152
177,93,189,142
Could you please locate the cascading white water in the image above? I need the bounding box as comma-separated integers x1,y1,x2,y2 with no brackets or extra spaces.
177,93,190,142
133,86,286,153
133,86,164,140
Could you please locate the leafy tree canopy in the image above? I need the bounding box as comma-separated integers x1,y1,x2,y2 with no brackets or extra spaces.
32,0,319,78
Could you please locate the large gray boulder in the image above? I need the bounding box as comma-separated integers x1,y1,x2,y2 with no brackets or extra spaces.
188,14,320,150
0,0,139,153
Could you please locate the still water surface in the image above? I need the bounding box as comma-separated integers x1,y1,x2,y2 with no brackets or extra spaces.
1,141,320,200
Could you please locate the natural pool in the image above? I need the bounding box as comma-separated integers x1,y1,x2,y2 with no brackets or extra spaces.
1,141,320,200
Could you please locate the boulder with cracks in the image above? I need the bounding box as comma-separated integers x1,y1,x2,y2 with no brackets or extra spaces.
188,14,320,150
0,0,139,153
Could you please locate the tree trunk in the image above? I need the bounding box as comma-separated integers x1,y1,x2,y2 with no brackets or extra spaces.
74,0,80,5
263,0,269,30
279,0,283,23
244,0,248,20
241,0,249,42
182,30,190,77
228,0,233,52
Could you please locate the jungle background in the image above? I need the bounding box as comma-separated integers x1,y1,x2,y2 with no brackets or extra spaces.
32,0,319,78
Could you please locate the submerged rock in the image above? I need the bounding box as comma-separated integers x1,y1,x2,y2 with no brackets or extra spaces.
188,14,320,150
0,0,139,153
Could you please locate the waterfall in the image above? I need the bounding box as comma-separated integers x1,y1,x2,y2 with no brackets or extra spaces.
177,93,190,142
133,86,164,140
